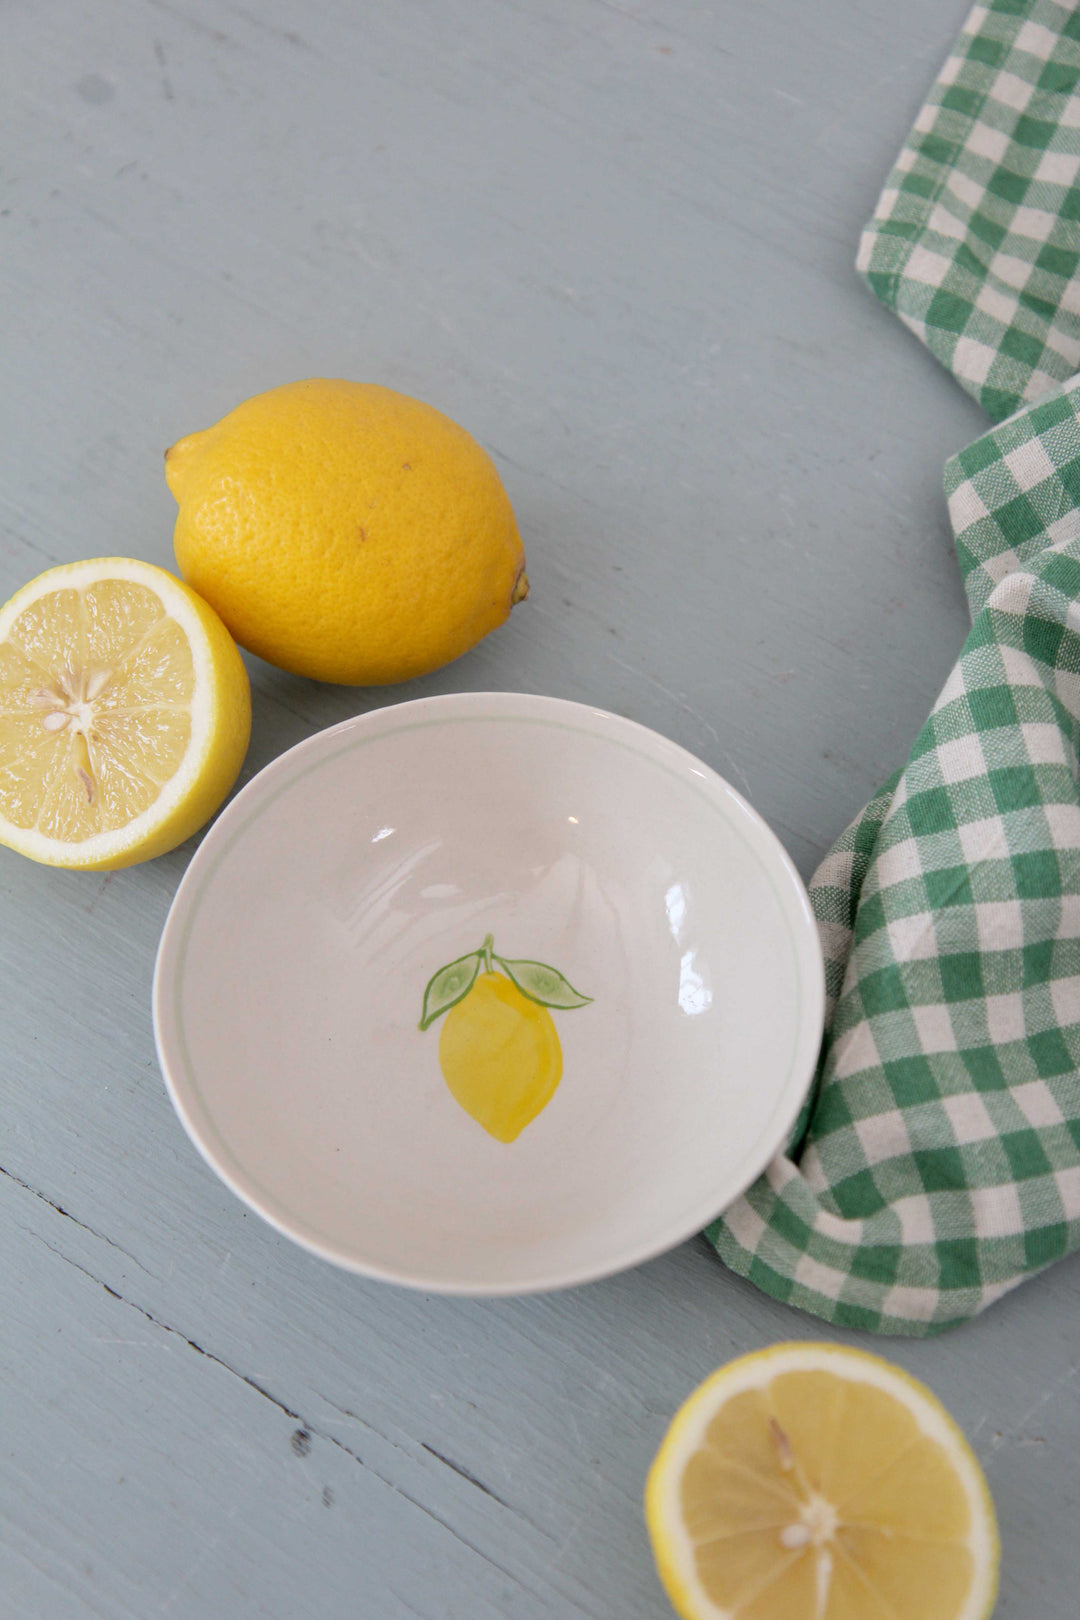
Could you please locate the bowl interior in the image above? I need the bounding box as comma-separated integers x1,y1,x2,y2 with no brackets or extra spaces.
154,695,823,1292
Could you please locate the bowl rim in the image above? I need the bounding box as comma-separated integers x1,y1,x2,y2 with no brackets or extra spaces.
153,691,826,1295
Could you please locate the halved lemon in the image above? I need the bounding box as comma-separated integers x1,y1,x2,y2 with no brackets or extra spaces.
645,1343,999,1620
0,558,250,869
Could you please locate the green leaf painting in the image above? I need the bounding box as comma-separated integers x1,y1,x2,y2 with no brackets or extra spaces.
418,950,482,1030
495,956,593,1010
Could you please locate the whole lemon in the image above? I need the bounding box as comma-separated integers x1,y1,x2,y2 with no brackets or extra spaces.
165,379,528,685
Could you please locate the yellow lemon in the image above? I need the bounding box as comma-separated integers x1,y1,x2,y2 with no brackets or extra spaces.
438,971,562,1143
165,378,528,685
0,558,250,869
645,1342,999,1620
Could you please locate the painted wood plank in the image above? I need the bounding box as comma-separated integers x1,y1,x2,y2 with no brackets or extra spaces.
3,2,1079,1617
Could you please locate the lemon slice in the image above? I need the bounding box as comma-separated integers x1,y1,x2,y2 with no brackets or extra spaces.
645,1343,999,1620
0,558,250,869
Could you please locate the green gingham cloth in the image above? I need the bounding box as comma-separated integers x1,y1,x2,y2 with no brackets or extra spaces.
711,0,1080,1335
856,0,1080,423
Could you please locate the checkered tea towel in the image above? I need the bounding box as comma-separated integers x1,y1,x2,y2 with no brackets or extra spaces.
858,0,1080,422
712,51,1080,1338
712,381,1080,1333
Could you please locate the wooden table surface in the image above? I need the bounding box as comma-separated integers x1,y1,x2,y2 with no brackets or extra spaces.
3,2,1078,1616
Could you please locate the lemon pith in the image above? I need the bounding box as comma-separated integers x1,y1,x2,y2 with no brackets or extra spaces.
166,378,528,686
438,971,562,1143
645,1343,1000,1620
0,558,250,870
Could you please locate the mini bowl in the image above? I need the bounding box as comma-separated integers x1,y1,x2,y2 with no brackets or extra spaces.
153,692,824,1295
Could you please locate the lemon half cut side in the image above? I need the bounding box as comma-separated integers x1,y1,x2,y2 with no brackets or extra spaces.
645,1342,1000,1620
0,558,250,870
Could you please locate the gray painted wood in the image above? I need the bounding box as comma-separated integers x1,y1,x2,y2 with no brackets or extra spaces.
2,2,1077,1616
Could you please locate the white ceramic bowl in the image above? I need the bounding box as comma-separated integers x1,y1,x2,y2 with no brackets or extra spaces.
153,693,824,1294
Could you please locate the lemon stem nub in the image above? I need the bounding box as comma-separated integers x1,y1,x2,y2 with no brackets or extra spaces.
481,932,495,974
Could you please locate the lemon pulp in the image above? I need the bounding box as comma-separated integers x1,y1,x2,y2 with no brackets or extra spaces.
645,1343,999,1620
0,559,250,869
438,971,562,1143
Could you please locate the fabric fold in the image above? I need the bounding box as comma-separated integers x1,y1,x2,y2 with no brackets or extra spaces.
858,0,1080,422
711,378,1080,1334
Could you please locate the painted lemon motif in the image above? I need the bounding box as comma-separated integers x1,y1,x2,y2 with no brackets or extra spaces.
439,972,562,1144
419,934,591,1143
